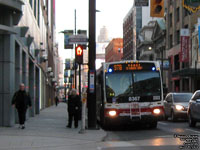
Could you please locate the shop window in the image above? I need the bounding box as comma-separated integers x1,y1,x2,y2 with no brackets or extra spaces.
177,30,180,44
174,54,180,70
176,7,180,22
175,80,180,92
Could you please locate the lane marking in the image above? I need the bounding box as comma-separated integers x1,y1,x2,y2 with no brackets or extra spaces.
156,135,173,138
97,141,136,149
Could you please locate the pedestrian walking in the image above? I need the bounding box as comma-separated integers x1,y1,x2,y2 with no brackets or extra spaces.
66,89,81,128
55,95,59,106
12,83,32,129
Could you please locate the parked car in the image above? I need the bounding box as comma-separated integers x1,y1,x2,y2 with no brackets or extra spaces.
164,92,193,121
188,90,200,127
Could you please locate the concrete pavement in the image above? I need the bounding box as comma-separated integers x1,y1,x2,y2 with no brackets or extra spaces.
0,103,106,150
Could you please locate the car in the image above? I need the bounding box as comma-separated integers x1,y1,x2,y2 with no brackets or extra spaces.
164,92,193,121
188,90,200,127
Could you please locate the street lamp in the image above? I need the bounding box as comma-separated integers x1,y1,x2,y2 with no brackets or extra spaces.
148,46,152,50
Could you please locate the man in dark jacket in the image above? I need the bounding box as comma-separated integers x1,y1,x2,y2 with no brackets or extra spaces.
12,83,32,129
67,89,81,128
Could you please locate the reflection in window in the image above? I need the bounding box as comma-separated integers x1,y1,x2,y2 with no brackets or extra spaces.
105,71,161,103
133,72,160,96
106,72,133,103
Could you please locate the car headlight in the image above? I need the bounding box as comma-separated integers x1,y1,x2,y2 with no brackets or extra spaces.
175,105,184,111
153,108,161,114
108,110,117,117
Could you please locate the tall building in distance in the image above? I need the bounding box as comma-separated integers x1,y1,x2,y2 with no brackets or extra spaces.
123,0,153,60
105,38,123,62
97,26,109,43
96,26,110,69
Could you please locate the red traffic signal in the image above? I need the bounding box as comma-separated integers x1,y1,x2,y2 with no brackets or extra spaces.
75,45,83,64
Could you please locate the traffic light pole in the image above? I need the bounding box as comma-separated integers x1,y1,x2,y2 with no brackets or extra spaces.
88,0,97,129
79,64,81,97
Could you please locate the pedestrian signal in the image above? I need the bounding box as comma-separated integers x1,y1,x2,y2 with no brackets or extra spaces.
75,45,83,64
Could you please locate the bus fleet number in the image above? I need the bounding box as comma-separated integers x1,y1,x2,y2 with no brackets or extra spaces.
128,96,140,102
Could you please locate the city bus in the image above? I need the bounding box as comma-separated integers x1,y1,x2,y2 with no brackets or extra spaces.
96,60,164,128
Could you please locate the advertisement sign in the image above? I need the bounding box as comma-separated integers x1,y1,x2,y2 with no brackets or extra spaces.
64,30,74,49
180,29,190,62
65,59,71,70
183,0,200,13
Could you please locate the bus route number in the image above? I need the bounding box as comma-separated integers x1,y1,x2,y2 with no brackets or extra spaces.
129,96,140,102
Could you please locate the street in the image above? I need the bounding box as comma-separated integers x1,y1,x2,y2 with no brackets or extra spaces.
98,120,200,150
0,103,200,150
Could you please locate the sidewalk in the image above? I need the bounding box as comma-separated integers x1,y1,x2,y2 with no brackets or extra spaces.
0,103,107,150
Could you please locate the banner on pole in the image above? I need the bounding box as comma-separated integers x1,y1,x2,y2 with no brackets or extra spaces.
64,30,74,49
180,29,190,62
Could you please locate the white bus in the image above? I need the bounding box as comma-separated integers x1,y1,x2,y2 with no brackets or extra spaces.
96,60,164,128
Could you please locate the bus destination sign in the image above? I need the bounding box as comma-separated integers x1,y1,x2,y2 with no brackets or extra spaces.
109,63,156,72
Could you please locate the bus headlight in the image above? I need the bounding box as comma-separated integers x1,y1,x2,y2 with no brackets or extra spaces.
153,108,161,115
108,110,117,117
175,105,184,111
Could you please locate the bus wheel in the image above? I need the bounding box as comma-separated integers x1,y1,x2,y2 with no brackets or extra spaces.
149,121,157,129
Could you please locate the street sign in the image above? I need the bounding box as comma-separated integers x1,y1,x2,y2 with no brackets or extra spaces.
68,35,88,44
89,71,94,93
135,0,149,6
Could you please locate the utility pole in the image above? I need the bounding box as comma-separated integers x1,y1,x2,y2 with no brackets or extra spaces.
161,46,164,83
74,9,77,89
88,0,97,129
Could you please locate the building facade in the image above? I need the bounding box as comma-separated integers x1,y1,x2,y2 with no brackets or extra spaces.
105,38,123,62
166,1,200,92
123,0,153,60
137,19,167,95
0,0,56,127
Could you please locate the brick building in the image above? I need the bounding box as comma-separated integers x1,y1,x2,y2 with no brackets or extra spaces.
105,38,123,62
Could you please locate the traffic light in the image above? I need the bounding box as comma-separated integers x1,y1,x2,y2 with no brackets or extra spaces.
75,45,83,64
150,0,164,18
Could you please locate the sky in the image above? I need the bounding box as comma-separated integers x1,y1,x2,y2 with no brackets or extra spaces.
55,0,134,59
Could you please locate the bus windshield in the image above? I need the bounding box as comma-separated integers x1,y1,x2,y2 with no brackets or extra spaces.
106,71,161,103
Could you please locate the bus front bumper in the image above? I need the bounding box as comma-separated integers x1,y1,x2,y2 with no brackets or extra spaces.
105,114,164,125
